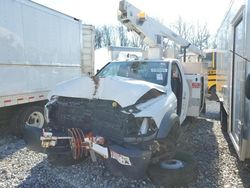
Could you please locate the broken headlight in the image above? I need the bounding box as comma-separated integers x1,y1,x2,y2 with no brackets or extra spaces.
126,117,157,137
138,118,157,136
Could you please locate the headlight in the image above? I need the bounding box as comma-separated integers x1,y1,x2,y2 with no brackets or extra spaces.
125,117,158,137
139,118,149,135
138,118,157,136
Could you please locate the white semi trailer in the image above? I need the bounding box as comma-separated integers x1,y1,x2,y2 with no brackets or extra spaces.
0,0,94,134
216,0,250,161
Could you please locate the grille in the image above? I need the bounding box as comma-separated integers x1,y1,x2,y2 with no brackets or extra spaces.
50,97,134,143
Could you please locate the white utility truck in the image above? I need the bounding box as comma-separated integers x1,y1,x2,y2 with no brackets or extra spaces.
28,0,205,187
215,0,250,161
0,0,94,134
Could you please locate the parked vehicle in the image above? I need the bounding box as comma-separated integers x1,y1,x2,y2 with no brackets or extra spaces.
29,1,205,186
0,0,94,134
40,58,202,179
203,49,225,98
215,0,250,161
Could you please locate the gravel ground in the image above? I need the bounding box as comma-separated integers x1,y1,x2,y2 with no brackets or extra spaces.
0,100,250,188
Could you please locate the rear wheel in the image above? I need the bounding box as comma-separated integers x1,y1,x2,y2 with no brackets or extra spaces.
209,86,218,101
147,151,197,187
11,105,46,136
11,105,46,152
210,85,216,94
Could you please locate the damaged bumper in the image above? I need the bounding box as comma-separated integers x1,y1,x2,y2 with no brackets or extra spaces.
40,128,151,178
106,145,151,178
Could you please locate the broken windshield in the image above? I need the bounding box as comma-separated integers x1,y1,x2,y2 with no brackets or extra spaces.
97,61,169,86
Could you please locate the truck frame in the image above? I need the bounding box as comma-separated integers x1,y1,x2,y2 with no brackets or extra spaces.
216,0,250,160
0,0,94,133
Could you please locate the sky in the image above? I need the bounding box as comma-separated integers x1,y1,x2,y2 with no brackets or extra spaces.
33,0,231,35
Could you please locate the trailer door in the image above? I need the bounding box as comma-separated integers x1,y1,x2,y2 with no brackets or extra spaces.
231,15,245,148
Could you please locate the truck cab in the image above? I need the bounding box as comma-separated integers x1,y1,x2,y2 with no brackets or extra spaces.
95,59,189,124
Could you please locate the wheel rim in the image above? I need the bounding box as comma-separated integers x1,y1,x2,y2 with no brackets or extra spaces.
160,159,184,170
26,111,44,128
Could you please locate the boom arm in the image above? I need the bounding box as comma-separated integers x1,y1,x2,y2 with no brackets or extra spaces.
118,0,205,57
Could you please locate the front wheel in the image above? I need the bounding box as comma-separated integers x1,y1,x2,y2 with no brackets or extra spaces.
47,152,86,166
151,120,181,163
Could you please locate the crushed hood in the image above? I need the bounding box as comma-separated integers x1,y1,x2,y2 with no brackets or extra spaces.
49,76,166,108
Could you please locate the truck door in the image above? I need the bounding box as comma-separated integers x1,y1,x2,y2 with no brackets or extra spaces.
171,62,187,121
231,15,245,147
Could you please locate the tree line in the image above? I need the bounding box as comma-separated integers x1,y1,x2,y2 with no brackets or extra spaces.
95,17,210,52
95,24,143,49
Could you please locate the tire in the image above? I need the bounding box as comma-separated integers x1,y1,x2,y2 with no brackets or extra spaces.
47,152,82,166
147,151,198,187
11,105,46,136
210,85,216,94
220,102,227,132
159,121,181,153
152,120,181,163
210,86,218,101
46,139,89,166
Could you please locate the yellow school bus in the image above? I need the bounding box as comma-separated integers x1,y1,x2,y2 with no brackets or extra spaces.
204,49,225,96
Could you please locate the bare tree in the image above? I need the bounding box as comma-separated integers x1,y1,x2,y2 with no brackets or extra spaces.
172,16,193,41
94,27,103,49
95,17,210,51
171,17,210,51
94,25,146,49
129,32,145,48
190,22,210,50
117,25,130,46
101,25,117,47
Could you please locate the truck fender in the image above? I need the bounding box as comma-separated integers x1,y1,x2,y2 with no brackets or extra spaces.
157,113,180,139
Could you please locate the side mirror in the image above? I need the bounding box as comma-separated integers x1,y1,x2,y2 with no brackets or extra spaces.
245,74,250,100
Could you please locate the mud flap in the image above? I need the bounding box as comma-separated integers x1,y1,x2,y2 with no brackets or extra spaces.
105,145,152,179
23,124,44,152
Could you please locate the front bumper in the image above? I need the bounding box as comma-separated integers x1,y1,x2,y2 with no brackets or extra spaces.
106,144,151,178
24,126,152,178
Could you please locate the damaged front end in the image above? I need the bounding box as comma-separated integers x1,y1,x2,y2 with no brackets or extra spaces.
45,96,158,143
37,60,170,178
41,95,160,178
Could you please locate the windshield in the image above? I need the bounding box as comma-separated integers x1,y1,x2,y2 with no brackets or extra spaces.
97,61,169,86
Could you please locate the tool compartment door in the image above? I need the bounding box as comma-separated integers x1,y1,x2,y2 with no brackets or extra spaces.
185,74,203,117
